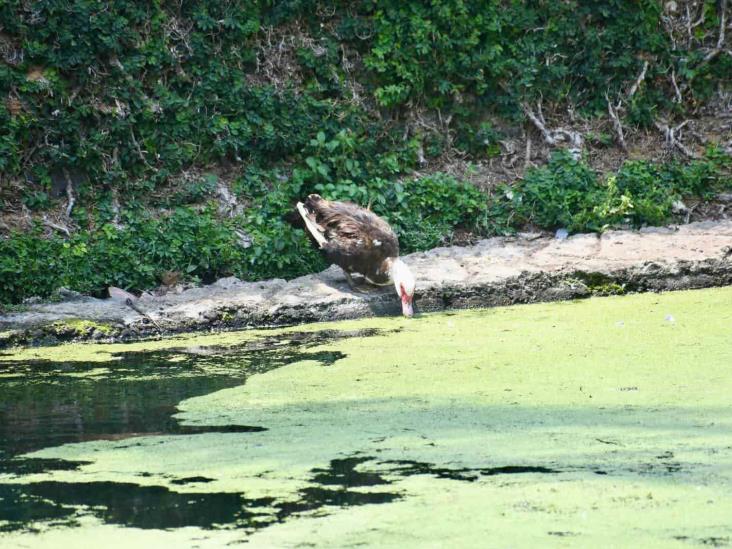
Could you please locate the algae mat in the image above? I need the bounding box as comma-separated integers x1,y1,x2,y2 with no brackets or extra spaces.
1,287,731,547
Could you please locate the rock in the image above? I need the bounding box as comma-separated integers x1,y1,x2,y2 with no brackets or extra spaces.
555,228,569,240
53,287,83,301
671,200,688,214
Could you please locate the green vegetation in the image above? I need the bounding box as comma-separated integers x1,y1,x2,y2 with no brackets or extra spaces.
1,1,731,303
507,147,732,232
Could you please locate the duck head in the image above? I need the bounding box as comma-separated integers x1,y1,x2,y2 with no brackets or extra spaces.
390,258,415,317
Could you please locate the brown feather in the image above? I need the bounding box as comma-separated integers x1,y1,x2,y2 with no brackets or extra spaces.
301,194,399,283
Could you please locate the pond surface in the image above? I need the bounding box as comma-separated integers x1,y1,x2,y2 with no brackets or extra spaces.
1,287,731,547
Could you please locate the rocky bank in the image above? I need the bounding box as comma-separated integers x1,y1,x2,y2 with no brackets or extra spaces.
2,220,731,347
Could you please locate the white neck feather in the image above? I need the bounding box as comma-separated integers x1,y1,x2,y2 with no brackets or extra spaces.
390,258,415,296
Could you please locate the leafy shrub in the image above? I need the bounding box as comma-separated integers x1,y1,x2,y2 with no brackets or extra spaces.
510,149,732,233
0,206,246,303
511,151,605,232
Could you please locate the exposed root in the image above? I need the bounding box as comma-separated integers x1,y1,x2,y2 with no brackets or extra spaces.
627,60,649,98
63,168,76,218
110,191,123,229
702,0,728,63
606,94,627,152
654,119,698,158
670,68,683,103
42,215,71,237
521,101,583,159
215,181,243,218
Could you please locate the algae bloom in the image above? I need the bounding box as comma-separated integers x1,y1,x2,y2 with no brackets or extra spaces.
1,287,731,547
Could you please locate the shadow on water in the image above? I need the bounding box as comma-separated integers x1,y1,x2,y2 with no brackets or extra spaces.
0,456,399,533
0,329,365,460
0,452,560,533
386,460,559,482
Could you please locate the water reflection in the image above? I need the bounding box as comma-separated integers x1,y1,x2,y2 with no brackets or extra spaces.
0,330,362,458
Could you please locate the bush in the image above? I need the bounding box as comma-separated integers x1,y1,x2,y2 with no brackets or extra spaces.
0,206,245,303
511,151,604,232
509,149,732,233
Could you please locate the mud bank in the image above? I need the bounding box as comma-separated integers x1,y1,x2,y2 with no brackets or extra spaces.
2,220,731,347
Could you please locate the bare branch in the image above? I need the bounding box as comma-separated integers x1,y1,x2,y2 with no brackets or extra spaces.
129,129,155,170
62,168,76,218
606,94,627,152
654,119,698,158
522,102,584,158
702,0,728,63
522,102,556,146
670,68,683,103
42,215,71,237
715,0,727,49
628,60,649,98
524,136,532,170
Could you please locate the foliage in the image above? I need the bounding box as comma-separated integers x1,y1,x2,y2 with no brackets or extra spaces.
0,207,245,303
509,149,732,233
509,151,605,232
4,149,729,304
342,0,729,120
0,1,731,304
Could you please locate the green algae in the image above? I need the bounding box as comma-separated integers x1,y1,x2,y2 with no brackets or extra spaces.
51,319,114,335
2,287,732,546
0,319,397,364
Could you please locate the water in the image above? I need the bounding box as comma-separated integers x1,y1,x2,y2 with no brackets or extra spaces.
0,328,394,534
1,288,732,547
0,332,351,458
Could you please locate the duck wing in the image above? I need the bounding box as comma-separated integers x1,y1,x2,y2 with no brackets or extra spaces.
303,195,399,279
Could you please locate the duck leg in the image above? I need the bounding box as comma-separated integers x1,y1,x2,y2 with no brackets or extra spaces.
344,271,366,293
344,272,386,294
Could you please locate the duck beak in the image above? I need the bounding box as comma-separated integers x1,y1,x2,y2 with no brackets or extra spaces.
401,295,414,317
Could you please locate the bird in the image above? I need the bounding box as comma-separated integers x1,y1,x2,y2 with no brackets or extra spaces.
295,194,415,317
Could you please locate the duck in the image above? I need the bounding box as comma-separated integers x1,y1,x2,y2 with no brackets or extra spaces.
295,194,415,317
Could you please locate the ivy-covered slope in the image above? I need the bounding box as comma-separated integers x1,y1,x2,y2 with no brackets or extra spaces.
1,1,731,304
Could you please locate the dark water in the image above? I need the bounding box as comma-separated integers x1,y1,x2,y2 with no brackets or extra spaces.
0,328,558,535
0,457,404,534
0,331,355,459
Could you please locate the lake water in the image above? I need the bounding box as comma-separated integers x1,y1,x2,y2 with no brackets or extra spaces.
1,288,731,547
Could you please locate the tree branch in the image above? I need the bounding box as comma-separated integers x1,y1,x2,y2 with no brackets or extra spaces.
654,120,698,158
42,215,71,237
606,94,627,152
627,60,649,98
702,0,728,63
522,102,583,158
63,168,76,218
